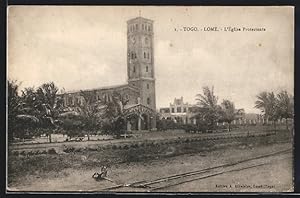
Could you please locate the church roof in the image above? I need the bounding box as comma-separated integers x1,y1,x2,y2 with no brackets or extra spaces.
63,83,139,94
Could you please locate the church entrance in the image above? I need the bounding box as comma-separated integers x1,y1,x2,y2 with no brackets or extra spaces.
124,104,156,131
141,114,149,130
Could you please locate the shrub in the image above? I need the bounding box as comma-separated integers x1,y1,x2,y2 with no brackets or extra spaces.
87,147,97,151
63,147,75,153
74,148,82,152
48,148,57,154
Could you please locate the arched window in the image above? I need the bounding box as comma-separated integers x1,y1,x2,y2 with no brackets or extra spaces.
146,66,148,72
145,37,149,44
144,52,146,59
134,53,137,59
147,97,150,105
147,84,149,89
133,66,136,73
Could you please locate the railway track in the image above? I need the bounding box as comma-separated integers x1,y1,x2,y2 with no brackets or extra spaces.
99,148,292,192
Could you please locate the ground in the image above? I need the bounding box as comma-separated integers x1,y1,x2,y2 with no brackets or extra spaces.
8,140,292,192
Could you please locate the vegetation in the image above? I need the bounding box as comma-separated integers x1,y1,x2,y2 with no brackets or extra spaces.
8,79,294,142
100,91,129,138
254,91,294,131
195,86,222,129
219,100,244,132
8,79,133,142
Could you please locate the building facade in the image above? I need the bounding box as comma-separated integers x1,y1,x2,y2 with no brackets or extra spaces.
159,97,198,124
61,16,157,131
159,97,265,126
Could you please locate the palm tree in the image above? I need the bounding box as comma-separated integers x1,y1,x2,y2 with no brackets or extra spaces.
100,91,129,137
254,91,279,131
8,80,22,141
34,82,64,142
220,99,236,132
8,81,41,141
276,91,294,130
77,90,104,140
195,86,221,129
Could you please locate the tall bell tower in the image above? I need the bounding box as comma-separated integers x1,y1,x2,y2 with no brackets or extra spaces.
127,17,156,111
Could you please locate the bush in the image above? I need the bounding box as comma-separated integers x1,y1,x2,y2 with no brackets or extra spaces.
87,147,97,151
48,148,57,154
41,150,47,154
74,148,82,152
63,147,75,153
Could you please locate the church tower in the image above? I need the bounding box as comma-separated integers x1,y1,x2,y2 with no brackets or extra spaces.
127,17,156,111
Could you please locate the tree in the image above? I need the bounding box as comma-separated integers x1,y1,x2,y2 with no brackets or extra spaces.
255,91,279,131
77,90,104,140
7,80,22,141
220,99,236,132
276,91,294,130
195,86,222,129
34,82,64,142
8,81,39,141
100,91,129,137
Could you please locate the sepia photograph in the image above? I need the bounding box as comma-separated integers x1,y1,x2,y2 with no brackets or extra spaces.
7,6,294,192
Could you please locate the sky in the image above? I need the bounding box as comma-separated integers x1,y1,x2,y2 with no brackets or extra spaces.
7,6,294,113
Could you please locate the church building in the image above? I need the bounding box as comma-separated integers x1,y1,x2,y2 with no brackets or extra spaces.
61,16,157,131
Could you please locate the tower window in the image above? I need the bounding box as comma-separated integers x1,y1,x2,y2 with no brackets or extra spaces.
133,66,136,73
146,66,148,72
144,52,146,59
147,84,149,89
147,97,150,105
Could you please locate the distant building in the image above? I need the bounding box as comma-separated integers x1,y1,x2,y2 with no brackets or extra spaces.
159,97,265,126
159,97,198,124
